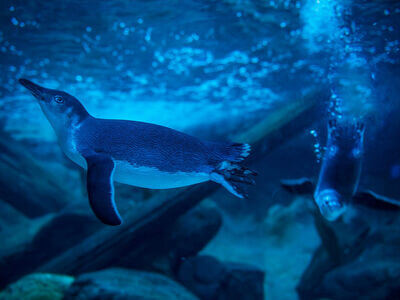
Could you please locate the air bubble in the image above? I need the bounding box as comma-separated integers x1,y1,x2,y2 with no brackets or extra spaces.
145,28,152,41
310,129,317,137
310,129,322,163
11,17,18,26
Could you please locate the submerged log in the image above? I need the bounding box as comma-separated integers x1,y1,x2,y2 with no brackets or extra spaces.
0,199,27,231
36,88,325,276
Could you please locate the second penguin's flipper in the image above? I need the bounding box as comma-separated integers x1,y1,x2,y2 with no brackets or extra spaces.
84,153,122,226
353,190,400,211
280,178,314,195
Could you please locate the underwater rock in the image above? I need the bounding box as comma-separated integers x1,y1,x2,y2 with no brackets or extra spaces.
320,255,400,299
220,262,265,300
0,273,74,300
177,256,225,299
0,212,99,289
297,214,400,299
299,242,400,299
297,213,370,299
64,268,197,300
117,205,222,274
177,255,264,300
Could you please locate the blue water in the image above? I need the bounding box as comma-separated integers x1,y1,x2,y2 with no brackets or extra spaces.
0,1,399,299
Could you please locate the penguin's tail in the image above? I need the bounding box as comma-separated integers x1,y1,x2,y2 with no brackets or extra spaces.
211,162,257,199
222,143,251,162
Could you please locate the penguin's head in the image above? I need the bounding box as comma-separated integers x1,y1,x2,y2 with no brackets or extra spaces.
314,189,346,221
19,78,89,131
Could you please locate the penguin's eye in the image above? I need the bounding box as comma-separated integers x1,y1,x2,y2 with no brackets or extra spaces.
54,95,64,103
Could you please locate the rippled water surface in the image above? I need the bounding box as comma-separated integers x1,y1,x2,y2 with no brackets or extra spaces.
1,0,396,142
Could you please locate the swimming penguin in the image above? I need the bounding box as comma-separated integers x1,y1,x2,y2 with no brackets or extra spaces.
19,78,256,226
281,119,400,221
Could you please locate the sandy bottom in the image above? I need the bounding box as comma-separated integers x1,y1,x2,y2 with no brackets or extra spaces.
202,197,320,300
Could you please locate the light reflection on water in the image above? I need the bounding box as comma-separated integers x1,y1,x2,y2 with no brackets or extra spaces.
0,0,399,143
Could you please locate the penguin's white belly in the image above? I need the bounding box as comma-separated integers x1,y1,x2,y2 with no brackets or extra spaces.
60,135,210,189
60,128,87,168
114,160,210,189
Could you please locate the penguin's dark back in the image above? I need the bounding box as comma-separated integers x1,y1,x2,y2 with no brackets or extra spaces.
77,117,228,173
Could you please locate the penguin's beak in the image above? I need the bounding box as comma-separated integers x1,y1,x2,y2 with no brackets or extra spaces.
18,78,46,101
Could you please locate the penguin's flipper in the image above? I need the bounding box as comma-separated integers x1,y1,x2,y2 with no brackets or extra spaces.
353,190,400,211
280,178,314,195
84,153,122,226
